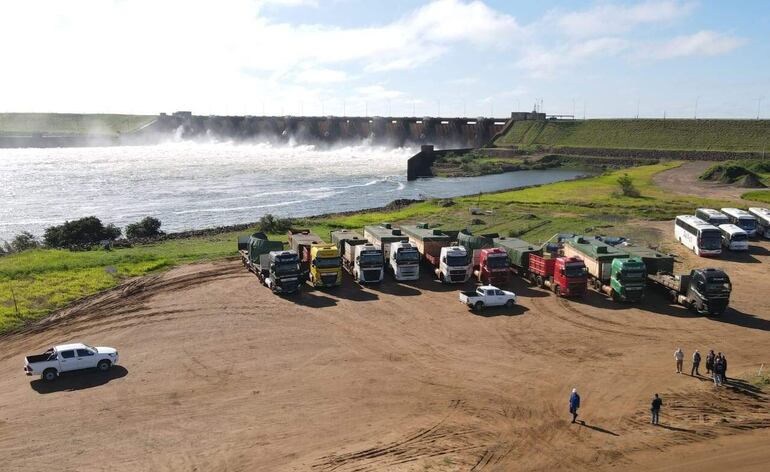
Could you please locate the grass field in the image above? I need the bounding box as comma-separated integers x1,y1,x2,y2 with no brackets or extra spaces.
0,113,156,135
742,190,770,203
494,119,770,153
0,162,749,332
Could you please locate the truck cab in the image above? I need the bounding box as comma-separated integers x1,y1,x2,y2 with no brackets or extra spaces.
266,250,302,293
354,243,384,283
309,244,342,288
388,240,420,281
477,248,510,285
687,268,732,315
553,256,588,297
609,257,646,302
438,246,471,283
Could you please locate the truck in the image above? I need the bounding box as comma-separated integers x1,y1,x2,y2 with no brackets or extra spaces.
528,253,588,297
563,236,646,303
287,229,342,288
24,343,119,382
648,268,731,315
401,223,471,283
238,232,301,294
459,285,517,311
493,236,541,278
363,224,420,281
457,230,510,286
330,229,384,283
748,207,770,239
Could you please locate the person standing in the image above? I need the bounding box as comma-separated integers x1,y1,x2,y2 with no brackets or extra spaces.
706,350,715,375
691,350,701,376
713,356,724,386
651,394,663,425
675,347,684,374
722,354,728,383
569,388,581,424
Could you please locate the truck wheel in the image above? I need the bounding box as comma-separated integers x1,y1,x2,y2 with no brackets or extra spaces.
611,290,620,302
97,360,112,372
505,299,515,308
554,285,561,297
42,368,57,382
474,301,484,311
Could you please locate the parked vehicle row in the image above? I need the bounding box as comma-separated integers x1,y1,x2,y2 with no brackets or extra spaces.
679,207,770,256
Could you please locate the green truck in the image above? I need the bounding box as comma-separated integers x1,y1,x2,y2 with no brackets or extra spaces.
492,236,541,277
563,236,646,303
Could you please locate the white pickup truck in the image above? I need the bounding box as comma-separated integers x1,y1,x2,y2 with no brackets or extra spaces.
459,285,517,310
24,343,119,381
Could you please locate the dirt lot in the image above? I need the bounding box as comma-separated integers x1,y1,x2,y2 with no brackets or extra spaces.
653,161,754,200
1,224,769,471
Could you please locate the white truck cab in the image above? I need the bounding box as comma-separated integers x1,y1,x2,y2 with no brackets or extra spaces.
388,241,420,281
24,343,119,381
438,246,472,283
353,243,384,283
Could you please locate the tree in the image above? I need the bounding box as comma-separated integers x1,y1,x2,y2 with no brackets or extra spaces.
43,216,121,249
617,174,640,197
125,217,163,239
11,231,40,252
257,213,293,234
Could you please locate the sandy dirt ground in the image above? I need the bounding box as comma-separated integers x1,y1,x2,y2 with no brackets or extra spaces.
1,224,768,471
653,161,759,201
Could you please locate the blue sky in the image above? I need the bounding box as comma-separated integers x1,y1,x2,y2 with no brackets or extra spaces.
1,0,768,118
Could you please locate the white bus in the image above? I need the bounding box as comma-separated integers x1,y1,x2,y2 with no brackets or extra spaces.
694,208,729,226
748,207,770,239
675,215,722,256
718,224,749,251
720,208,757,237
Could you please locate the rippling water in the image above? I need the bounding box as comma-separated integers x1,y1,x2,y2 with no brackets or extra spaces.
0,142,587,241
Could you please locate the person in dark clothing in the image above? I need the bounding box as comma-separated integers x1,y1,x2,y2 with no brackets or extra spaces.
721,354,728,383
651,394,663,425
713,357,724,386
569,388,581,423
691,350,701,376
706,350,715,375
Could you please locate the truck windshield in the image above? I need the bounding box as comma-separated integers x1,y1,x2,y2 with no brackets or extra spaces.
707,282,731,293
446,255,469,267
621,270,645,280
275,262,299,275
396,250,420,263
564,265,586,278
738,218,756,231
699,230,722,250
359,254,383,266
315,257,341,269
486,256,508,269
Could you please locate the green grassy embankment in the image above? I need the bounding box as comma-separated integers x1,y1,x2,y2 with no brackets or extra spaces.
494,119,770,153
0,162,746,332
742,191,770,203
0,113,156,135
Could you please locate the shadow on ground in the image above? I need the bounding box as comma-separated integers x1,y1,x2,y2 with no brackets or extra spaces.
30,366,129,394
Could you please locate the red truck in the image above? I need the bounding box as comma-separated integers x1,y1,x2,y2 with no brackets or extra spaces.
474,247,511,285
528,254,587,297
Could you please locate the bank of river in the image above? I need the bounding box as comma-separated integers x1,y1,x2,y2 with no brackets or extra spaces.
0,143,589,240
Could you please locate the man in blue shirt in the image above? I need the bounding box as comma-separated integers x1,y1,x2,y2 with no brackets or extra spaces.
569,388,581,424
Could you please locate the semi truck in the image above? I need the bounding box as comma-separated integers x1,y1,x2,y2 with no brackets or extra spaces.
528,253,588,297
363,224,420,281
493,236,541,278
330,229,384,284
648,268,731,315
401,223,471,283
563,236,646,303
748,207,770,239
457,230,509,285
287,229,342,288
237,232,301,294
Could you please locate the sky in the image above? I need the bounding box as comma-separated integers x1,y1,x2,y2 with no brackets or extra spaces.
1,0,768,118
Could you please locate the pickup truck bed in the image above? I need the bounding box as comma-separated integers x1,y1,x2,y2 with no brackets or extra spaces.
25,352,55,364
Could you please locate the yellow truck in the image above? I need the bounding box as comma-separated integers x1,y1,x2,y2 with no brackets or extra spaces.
287,229,342,288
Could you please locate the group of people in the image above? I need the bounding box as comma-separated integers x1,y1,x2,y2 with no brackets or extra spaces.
675,347,728,386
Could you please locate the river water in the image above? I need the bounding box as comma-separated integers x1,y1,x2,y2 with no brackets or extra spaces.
0,142,587,241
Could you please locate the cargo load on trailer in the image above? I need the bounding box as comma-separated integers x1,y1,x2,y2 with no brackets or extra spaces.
364,223,419,281
401,223,471,283
287,229,342,288
330,229,384,284
237,232,301,294
493,237,541,277
457,230,509,285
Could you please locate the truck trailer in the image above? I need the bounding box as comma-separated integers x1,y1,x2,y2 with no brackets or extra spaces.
330,229,384,284
237,232,301,294
563,236,646,302
648,268,731,315
401,223,471,283
287,229,342,288
363,224,419,281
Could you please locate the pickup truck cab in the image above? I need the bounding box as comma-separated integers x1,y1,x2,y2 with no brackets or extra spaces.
24,343,119,381
459,285,516,310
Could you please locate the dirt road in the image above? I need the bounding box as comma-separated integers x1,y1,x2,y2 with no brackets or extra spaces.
653,161,755,201
1,228,768,471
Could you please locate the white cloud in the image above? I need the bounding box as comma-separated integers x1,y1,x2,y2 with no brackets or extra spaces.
644,30,746,59
294,68,349,84
355,85,404,100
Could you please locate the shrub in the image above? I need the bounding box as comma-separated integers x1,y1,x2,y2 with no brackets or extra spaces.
258,213,293,234
43,216,121,249
125,217,164,239
11,231,40,252
617,174,640,197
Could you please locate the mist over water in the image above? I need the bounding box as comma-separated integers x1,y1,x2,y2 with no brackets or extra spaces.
0,142,586,241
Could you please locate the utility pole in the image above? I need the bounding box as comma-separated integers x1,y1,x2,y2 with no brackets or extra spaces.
758,97,763,120
636,99,640,119
9,283,20,318
343,100,346,116
694,96,699,119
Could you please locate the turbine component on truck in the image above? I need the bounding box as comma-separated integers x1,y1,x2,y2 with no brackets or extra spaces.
401,223,471,283
330,229,384,283
648,268,731,316
237,232,301,294
457,230,510,286
563,236,646,303
363,223,420,281
287,229,342,288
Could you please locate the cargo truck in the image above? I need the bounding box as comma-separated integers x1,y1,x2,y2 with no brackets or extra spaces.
457,230,509,285
563,236,646,302
330,229,384,284
528,253,588,297
748,207,770,239
237,232,301,294
401,223,471,283
493,237,541,278
287,229,342,288
363,224,419,281
648,268,731,315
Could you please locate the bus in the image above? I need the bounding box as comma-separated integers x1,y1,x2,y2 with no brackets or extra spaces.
748,207,770,239
718,224,749,251
694,208,729,226
674,215,722,256
720,208,757,237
